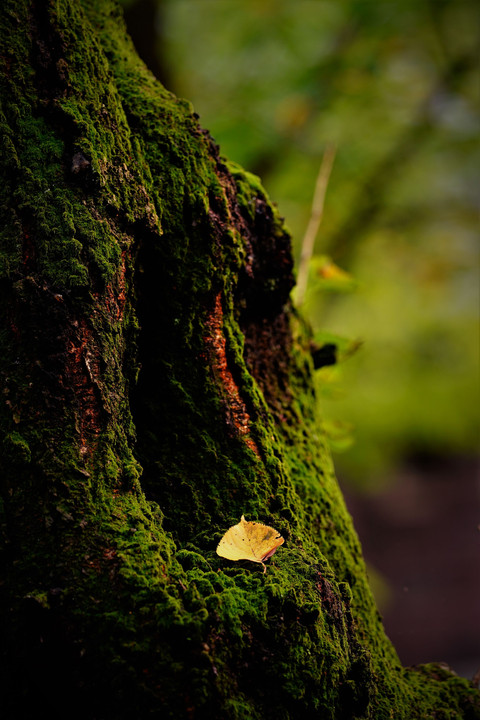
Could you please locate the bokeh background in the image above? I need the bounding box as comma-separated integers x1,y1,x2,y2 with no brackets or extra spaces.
120,0,480,678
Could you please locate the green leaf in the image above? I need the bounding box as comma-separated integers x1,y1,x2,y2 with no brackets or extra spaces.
312,329,363,368
322,419,355,452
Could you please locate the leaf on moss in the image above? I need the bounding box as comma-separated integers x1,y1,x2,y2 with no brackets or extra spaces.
216,515,284,573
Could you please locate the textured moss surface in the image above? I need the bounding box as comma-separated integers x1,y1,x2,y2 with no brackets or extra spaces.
0,1,478,718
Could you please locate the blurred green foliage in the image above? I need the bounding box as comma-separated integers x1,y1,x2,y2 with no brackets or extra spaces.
123,0,479,488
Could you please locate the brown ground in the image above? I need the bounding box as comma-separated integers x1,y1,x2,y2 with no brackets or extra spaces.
341,455,480,680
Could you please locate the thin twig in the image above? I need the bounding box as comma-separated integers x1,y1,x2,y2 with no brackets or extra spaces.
296,143,336,306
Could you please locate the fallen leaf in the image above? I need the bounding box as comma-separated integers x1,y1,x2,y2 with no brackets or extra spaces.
216,515,284,573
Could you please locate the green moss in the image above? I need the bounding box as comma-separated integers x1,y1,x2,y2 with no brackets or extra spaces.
2,431,32,464
0,1,478,718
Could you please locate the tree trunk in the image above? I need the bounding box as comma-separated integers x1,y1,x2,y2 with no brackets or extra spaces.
0,2,477,718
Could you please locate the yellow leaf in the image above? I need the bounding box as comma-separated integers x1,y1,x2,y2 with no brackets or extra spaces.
317,259,351,281
216,515,284,573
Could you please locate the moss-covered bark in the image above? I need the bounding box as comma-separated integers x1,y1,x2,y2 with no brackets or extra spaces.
0,1,478,718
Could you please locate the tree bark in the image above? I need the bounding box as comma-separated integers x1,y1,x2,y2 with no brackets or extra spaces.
0,2,478,718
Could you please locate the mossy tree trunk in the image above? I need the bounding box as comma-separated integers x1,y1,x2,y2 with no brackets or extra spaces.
0,2,477,718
